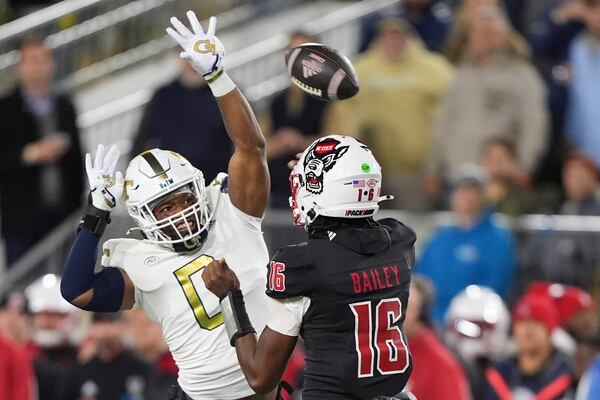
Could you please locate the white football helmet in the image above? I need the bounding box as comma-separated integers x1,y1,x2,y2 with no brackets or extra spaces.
125,149,212,251
25,274,78,348
289,135,388,227
444,285,510,362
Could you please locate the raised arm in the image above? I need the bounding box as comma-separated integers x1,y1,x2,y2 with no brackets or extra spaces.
60,144,135,312
217,89,269,218
167,12,269,218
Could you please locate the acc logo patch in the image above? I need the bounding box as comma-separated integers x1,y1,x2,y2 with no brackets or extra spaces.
144,256,160,266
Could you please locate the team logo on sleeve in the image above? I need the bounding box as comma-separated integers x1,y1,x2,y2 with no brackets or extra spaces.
303,138,349,195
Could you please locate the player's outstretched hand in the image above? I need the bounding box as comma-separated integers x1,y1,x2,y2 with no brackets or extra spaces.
202,258,240,299
166,11,224,81
85,144,124,211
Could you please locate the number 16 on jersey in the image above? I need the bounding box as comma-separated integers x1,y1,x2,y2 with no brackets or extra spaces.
350,298,410,378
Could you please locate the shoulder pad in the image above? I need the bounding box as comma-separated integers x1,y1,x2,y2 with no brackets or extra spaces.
266,243,315,299
378,218,417,247
101,238,138,268
101,238,169,291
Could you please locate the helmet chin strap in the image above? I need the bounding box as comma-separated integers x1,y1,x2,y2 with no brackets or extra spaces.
304,201,323,230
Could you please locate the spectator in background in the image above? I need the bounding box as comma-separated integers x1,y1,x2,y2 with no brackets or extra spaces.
0,291,31,345
332,17,453,210
426,6,548,202
57,313,152,400
404,276,472,400
561,154,600,215
566,0,600,168
131,55,231,183
481,137,547,215
519,155,600,289
577,329,600,400
526,281,599,385
25,274,79,400
0,37,84,266
528,0,586,185
0,334,33,400
124,310,177,400
485,294,574,399
263,31,330,208
416,164,515,323
445,286,511,399
444,0,530,63
359,0,453,53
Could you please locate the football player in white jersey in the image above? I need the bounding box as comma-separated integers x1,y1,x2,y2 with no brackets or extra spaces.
61,11,275,400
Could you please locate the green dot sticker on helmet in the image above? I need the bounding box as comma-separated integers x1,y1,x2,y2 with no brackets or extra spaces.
361,163,371,173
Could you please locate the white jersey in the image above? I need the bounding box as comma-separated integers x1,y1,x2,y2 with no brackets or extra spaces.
102,175,269,399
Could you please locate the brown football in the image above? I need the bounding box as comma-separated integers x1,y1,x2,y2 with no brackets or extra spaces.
285,43,359,101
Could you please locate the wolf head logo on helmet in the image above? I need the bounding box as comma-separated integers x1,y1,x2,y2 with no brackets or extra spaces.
303,138,349,195
290,135,391,228
124,149,213,252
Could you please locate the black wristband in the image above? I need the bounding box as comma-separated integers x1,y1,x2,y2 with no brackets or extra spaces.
219,289,256,346
78,196,111,236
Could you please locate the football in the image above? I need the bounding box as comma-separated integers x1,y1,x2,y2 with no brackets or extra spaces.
285,43,359,101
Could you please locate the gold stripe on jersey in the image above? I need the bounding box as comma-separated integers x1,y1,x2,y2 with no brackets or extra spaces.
174,255,224,330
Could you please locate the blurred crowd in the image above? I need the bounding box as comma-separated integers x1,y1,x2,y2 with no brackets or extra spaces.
2,0,600,399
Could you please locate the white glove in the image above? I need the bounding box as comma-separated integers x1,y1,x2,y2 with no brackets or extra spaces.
166,11,224,82
85,144,124,211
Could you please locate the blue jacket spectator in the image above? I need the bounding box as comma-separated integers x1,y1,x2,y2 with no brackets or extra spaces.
566,2,600,168
578,357,600,399
359,0,453,53
416,165,515,323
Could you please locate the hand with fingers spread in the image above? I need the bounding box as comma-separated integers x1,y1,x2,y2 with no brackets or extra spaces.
167,11,224,82
202,258,240,299
85,144,124,212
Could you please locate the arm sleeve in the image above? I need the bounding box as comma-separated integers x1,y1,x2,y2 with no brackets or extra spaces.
266,296,311,336
61,229,125,312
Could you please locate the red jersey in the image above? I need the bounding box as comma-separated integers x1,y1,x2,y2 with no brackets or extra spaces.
407,328,471,400
0,335,32,400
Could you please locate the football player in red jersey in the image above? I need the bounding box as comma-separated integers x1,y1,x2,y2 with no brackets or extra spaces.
204,135,416,400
